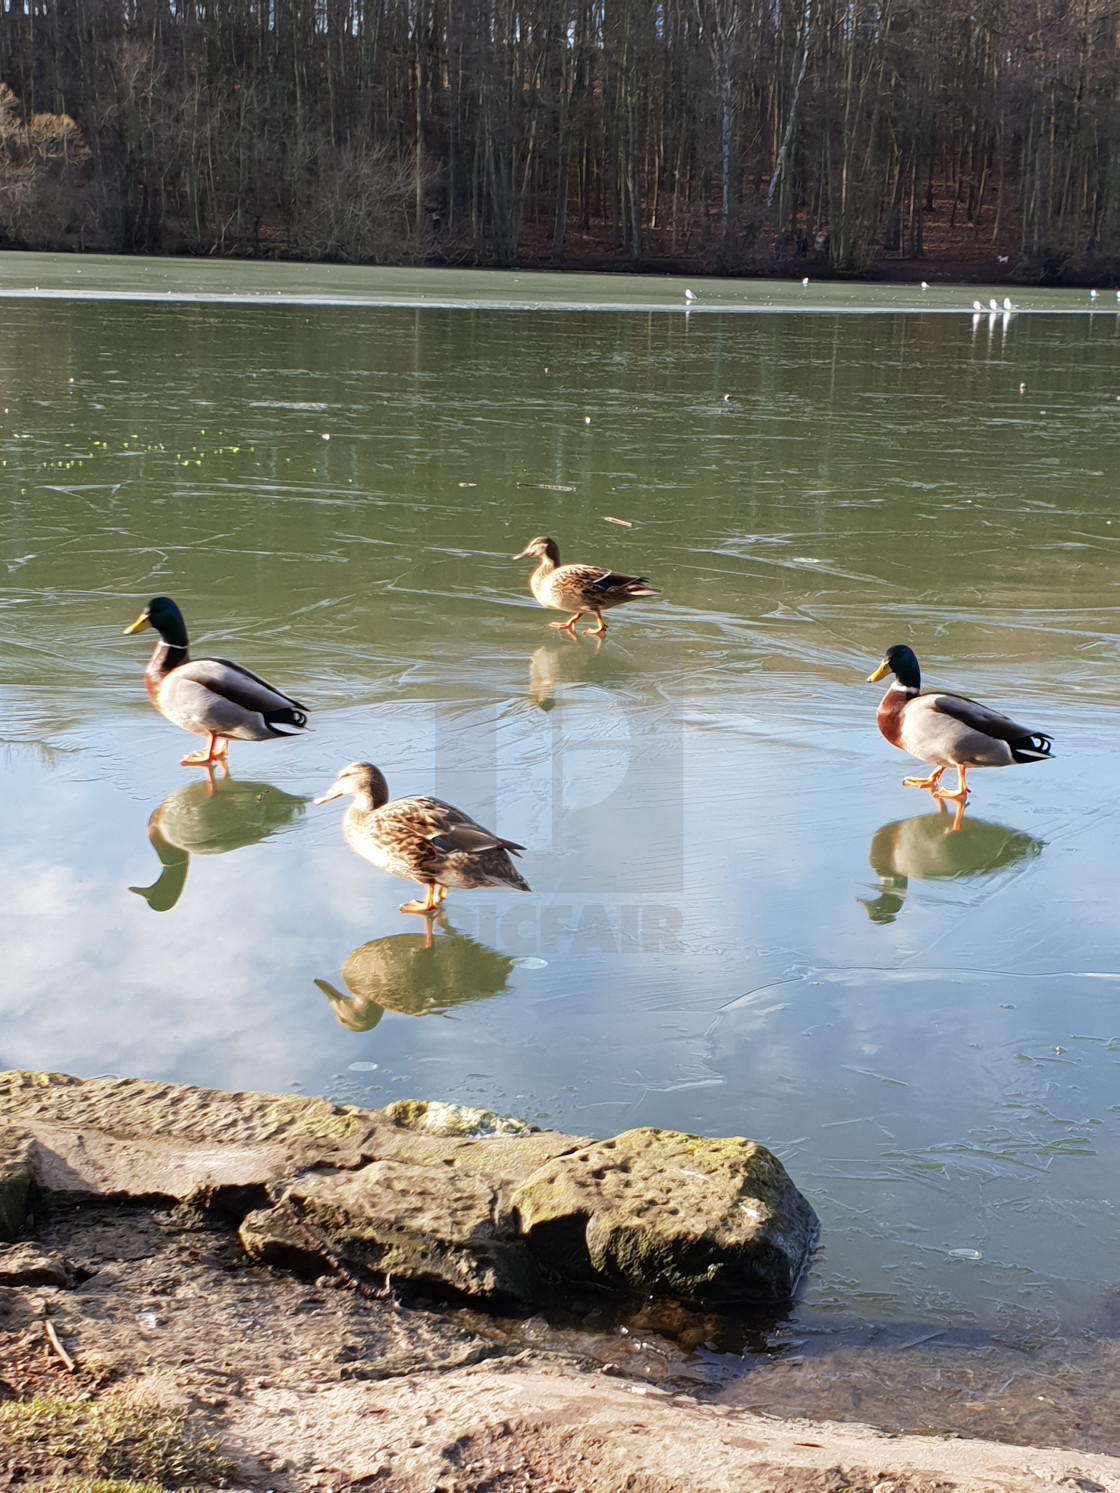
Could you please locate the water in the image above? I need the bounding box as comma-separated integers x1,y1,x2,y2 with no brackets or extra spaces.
1,253,1119,1441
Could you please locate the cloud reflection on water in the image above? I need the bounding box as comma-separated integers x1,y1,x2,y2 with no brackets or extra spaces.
1,287,1119,1358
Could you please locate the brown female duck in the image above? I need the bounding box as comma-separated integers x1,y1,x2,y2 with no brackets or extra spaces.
314,762,530,914
513,536,657,635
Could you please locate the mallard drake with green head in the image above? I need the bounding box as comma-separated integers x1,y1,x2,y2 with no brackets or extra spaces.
868,644,1053,806
513,536,657,635
124,597,308,767
314,762,531,914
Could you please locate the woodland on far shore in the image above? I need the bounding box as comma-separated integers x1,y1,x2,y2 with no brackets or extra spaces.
0,0,1117,284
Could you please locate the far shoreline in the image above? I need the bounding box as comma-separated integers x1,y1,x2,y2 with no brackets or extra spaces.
0,248,1106,313
1,243,1106,292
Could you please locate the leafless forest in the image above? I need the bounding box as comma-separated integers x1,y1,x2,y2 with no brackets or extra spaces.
0,0,1117,279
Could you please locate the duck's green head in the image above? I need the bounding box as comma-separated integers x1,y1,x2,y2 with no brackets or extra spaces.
124,596,188,647
868,644,921,689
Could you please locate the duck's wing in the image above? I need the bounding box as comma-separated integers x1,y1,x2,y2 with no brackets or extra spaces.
927,691,1034,741
905,692,1052,765
160,658,308,738
406,798,525,856
425,822,526,856
380,797,529,891
554,563,658,602
187,658,307,715
930,692,1051,754
591,569,658,597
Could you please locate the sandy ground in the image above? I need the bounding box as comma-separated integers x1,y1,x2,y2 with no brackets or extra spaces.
1,1201,1117,1492
220,1368,1120,1493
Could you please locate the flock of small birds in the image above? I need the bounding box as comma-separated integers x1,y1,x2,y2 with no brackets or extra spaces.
681,285,1118,308
124,542,1054,915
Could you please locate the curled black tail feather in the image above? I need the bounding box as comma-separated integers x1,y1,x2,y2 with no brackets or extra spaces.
1010,732,1053,763
265,705,309,732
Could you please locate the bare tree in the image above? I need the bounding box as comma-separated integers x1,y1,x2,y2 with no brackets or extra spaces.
1,0,1119,276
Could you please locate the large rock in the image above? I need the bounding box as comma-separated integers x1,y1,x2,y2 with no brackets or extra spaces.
0,1127,33,1242
512,1128,814,1303
0,1068,381,1188
0,1242,71,1287
0,1072,817,1309
240,1104,585,1303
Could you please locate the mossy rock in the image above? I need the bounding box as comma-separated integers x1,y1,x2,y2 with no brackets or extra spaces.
0,1070,387,1198
0,1126,32,1242
384,1099,536,1138
242,1126,580,1302
512,1128,819,1304
0,1070,369,1150
247,1123,817,1307
0,1072,818,1310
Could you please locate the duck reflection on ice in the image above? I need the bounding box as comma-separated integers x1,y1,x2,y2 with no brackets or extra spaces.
130,771,306,912
860,805,1044,924
314,920,516,1032
527,636,603,710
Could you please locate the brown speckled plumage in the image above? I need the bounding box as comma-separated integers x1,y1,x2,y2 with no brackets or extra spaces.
514,536,657,635
315,762,530,914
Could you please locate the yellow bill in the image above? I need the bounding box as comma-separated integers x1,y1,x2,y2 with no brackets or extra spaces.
867,660,890,683
123,611,152,635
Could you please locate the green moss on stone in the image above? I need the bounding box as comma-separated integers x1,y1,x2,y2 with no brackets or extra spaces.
513,1125,818,1304
384,1099,534,1137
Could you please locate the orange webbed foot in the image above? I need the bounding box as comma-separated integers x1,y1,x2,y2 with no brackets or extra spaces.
400,884,442,915
902,768,944,792
180,735,228,769
933,766,969,805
